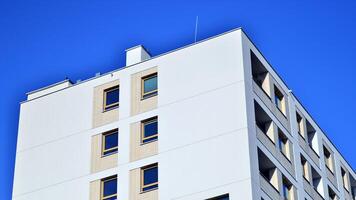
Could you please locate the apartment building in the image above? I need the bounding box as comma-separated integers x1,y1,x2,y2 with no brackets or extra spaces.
12,28,355,200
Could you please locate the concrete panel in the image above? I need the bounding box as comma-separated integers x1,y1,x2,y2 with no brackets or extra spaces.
159,82,247,152
159,129,251,199
130,67,158,116
91,133,118,173
92,80,120,128
158,30,244,107
130,121,158,162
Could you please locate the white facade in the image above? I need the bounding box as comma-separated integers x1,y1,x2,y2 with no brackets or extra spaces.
13,28,355,200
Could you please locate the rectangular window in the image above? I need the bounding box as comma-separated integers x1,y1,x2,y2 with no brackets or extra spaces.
274,86,286,115
206,194,229,200
323,146,334,173
102,129,118,156
101,176,117,200
141,117,158,144
328,186,337,200
301,155,310,182
142,73,157,99
296,112,304,136
141,163,158,192
278,130,289,160
282,177,293,200
104,86,119,111
341,168,349,191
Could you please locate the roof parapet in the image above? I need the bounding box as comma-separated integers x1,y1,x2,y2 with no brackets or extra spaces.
26,79,73,100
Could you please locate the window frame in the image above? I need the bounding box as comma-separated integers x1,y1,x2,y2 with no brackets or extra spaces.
103,85,120,111
141,163,158,192
141,73,158,99
101,129,119,157
141,117,158,144
101,176,117,200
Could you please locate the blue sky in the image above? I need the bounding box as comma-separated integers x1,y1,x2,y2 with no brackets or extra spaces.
1,0,355,199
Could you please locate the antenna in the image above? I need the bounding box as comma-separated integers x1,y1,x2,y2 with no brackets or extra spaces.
194,16,199,43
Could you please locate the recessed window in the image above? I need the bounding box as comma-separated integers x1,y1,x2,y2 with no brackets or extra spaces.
301,155,309,182
141,117,158,144
206,194,229,200
141,163,158,192
328,186,337,200
142,73,157,99
101,176,117,200
296,112,304,136
341,167,350,191
278,130,290,160
282,177,293,200
323,145,334,173
274,86,286,115
102,129,118,156
104,86,119,111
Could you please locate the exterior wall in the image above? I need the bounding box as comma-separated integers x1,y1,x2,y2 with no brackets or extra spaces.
129,120,158,162
91,132,118,173
241,30,355,200
13,28,355,200
130,67,158,116
92,80,120,128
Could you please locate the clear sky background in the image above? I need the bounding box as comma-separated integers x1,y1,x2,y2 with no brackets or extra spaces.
0,0,355,199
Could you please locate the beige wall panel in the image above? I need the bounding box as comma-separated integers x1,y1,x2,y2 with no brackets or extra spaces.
93,80,120,128
130,168,158,200
131,67,157,116
90,180,100,200
130,122,158,162
91,134,118,173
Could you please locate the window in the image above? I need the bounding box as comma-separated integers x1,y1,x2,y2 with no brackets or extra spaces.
274,86,286,115
323,146,333,173
141,163,158,192
206,194,229,200
301,155,309,182
282,177,293,200
104,86,119,111
296,112,304,136
142,73,157,99
254,101,275,143
141,117,158,144
306,119,318,154
328,186,337,200
251,51,270,97
101,176,117,200
341,168,350,191
311,167,323,195
278,130,290,160
102,129,118,156
258,149,279,191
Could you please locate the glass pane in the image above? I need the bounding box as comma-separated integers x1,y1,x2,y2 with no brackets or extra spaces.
106,88,119,106
103,178,117,197
143,166,158,185
105,132,118,150
143,184,158,191
144,120,157,138
143,76,157,93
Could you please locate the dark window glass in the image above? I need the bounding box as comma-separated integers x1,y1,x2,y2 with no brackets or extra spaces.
142,118,158,144
207,194,229,200
105,86,119,110
142,74,157,98
142,165,158,191
103,130,118,155
103,178,117,197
